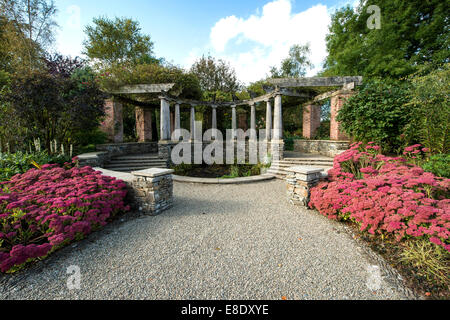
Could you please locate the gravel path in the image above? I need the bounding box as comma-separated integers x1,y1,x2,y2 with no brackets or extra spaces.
0,180,412,300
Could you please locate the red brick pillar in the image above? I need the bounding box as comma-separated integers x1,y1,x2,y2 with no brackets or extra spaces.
330,93,353,141
101,98,123,143
238,111,248,131
303,104,321,139
135,107,153,142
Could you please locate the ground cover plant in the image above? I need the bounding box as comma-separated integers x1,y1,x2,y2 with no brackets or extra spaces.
309,143,450,296
0,160,129,273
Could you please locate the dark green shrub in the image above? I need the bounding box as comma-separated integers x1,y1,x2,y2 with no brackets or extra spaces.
421,154,450,178
337,79,411,153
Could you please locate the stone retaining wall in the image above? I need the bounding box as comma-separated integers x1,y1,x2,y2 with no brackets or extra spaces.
293,140,349,158
97,142,158,158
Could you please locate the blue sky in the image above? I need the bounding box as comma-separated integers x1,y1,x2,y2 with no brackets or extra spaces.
54,0,358,83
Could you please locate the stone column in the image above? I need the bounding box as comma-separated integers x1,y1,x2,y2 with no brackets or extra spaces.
231,105,237,139
330,92,352,141
250,103,256,141
174,103,181,131
211,105,217,130
303,104,321,139
101,98,124,143
265,100,272,141
190,105,196,141
273,94,283,140
135,107,152,142
160,98,171,141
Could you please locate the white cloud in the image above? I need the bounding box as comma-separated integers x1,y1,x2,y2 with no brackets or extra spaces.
186,0,332,84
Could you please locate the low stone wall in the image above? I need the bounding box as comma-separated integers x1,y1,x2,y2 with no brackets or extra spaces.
76,152,110,168
286,166,324,207
160,140,279,166
293,140,349,158
97,142,158,158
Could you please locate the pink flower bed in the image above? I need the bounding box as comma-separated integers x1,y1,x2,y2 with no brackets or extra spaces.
0,162,130,272
309,143,450,251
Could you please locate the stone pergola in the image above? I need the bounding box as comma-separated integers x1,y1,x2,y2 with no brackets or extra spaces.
101,76,362,161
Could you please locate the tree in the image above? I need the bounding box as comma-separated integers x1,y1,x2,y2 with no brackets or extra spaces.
83,17,155,67
5,55,105,151
0,0,57,71
323,0,449,78
270,44,313,78
190,55,241,96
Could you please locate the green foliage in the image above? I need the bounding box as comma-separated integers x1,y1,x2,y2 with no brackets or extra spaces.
98,62,202,100
83,17,155,67
190,55,241,94
421,154,450,179
405,64,450,154
0,151,70,181
270,43,313,78
5,60,105,151
337,79,411,153
313,120,331,140
323,0,449,79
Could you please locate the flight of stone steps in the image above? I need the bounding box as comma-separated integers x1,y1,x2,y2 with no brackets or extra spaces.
267,157,334,179
103,153,167,172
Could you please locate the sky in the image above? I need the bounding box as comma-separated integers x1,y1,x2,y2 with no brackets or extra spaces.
54,0,359,84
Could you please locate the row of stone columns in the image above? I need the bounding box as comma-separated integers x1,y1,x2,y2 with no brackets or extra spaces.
158,95,284,142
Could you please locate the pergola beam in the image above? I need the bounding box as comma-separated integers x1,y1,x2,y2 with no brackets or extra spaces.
112,83,176,94
268,76,363,87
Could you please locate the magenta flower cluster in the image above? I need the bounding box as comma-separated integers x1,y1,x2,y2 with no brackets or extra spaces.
309,143,450,251
0,162,130,272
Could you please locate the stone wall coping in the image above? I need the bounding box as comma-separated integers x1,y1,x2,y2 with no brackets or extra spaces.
76,152,108,159
285,166,324,174
97,142,158,147
131,168,174,178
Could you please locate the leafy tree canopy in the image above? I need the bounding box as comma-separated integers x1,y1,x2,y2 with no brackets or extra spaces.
83,17,156,67
190,55,241,98
270,44,313,78
323,0,449,78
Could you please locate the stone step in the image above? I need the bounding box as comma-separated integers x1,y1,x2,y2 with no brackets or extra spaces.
107,158,166,164
112,154,160,161
104,165,167,172
276,159,334,164
104,162,168,169
272,163,333,169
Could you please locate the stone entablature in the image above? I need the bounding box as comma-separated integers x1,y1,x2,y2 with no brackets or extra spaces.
286,166,324,207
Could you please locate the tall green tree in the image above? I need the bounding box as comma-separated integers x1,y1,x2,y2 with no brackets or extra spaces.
190,55,241,98
0,0,57,71
270,43,313,78
83,17,156,67
324,0,449,78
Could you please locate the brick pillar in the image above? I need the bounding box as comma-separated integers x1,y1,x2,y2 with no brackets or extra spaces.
135,107,152,142
101,98,123,143
330,93,353,141
303,104,321,139
238,111,248,131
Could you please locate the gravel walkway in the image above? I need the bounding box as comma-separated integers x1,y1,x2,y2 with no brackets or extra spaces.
0,180,412,300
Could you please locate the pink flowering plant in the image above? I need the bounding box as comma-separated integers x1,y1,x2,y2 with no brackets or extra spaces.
310,143,450,252
0,160,129,273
